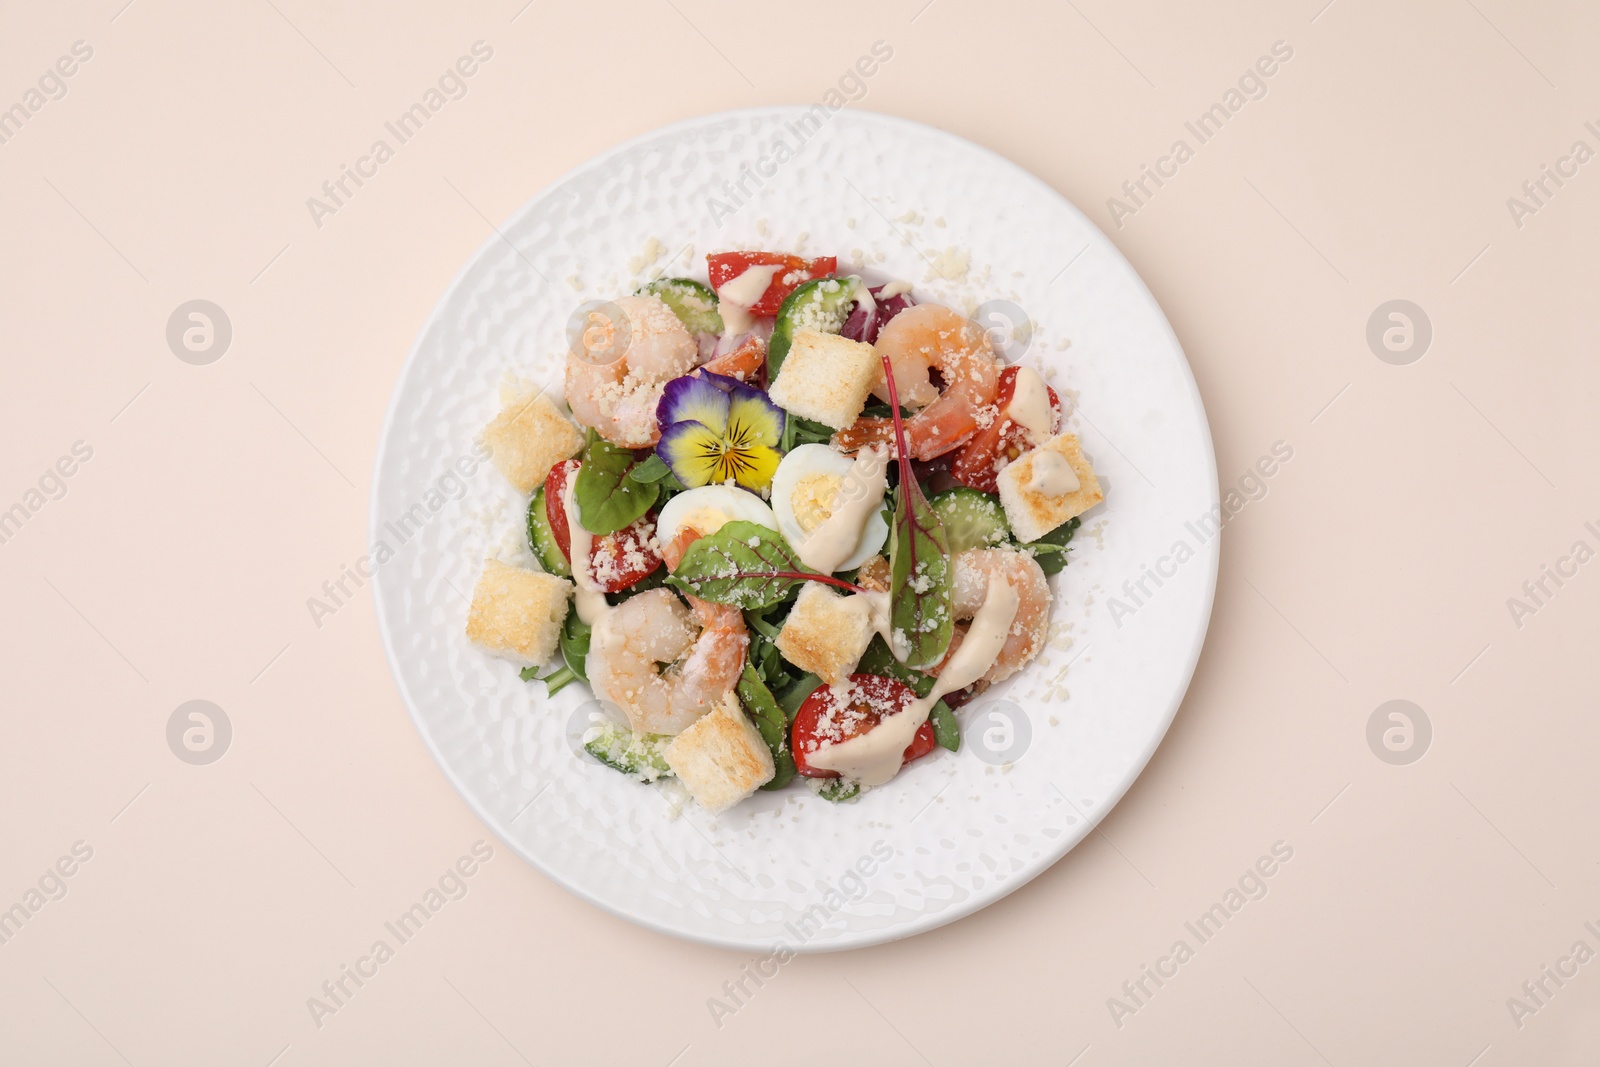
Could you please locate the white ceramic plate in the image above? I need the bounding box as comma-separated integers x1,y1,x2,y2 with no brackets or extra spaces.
372,108,1218,951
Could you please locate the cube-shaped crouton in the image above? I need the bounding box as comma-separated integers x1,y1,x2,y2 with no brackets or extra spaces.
465,559,573,666
996,432,1103,543
768,329,879,431
662,692,774,814
481,387,584,493
775,582,875,686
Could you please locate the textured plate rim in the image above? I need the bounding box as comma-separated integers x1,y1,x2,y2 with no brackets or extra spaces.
370,106,1220,952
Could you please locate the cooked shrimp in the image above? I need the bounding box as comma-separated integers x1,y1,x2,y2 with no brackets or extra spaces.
940,548,1050,684
566,294,699,447
660,527,746,633
833,305,1002,461
586,588,749,735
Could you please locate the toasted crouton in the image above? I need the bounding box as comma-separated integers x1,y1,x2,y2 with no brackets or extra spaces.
465,559,573,666
662,692,774,814
481,386,585,493
996,432,1103,543
775,582,875,686
767,329,880,430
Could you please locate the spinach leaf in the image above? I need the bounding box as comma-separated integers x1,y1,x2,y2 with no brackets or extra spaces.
628,451,685,495
929,702,960,752
667,520,860,608
776,673,824,724
738,665,797,791
574,431,658,535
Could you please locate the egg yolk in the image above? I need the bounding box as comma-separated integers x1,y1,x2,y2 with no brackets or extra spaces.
790,473,842,532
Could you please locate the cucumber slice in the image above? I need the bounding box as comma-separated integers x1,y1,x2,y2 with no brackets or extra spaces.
526,486,571,577
929,487,1011,552
638,278,723,335
812,777,861,803
582,721,674,782
768,275,863,376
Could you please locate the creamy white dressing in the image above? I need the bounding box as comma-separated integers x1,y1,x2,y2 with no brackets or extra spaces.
715,264,783,338
808,578,1021,786
562,478,611,625
1026,450,1080,496
791,446,888,573
1005,366,1054,445
877,279,914,300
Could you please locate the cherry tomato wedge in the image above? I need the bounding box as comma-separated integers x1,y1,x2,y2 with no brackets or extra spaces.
706,252,837,317
950,366,1062,494
543,460,663,593
791,674,937,779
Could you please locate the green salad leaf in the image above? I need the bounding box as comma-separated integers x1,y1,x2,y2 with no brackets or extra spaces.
667,520,862,609
776,673,824,723
617,454,681,495
1023,516,1081,576
737,665,797,791
520,662,580,696
876,352,953,671
929,702,960,753
559,609,591,681
574,431,658,535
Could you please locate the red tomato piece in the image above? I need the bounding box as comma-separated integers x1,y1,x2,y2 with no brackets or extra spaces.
950,366,1062,494
791,674,937,779
544,459,663,593
706,252,838,317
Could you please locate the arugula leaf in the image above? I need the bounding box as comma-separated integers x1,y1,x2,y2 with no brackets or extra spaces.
877,352,953,671
574,431,658,535
738,665,797,791
782,414,835,452
667,521,862,608
559,609,591,681
521,663,581,696
1028,516,1081,576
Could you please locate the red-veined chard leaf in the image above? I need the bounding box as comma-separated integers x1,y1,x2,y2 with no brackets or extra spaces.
882,350,953,670
665,520,864,609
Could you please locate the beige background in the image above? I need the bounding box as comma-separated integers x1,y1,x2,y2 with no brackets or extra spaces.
2,0,1597,1064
